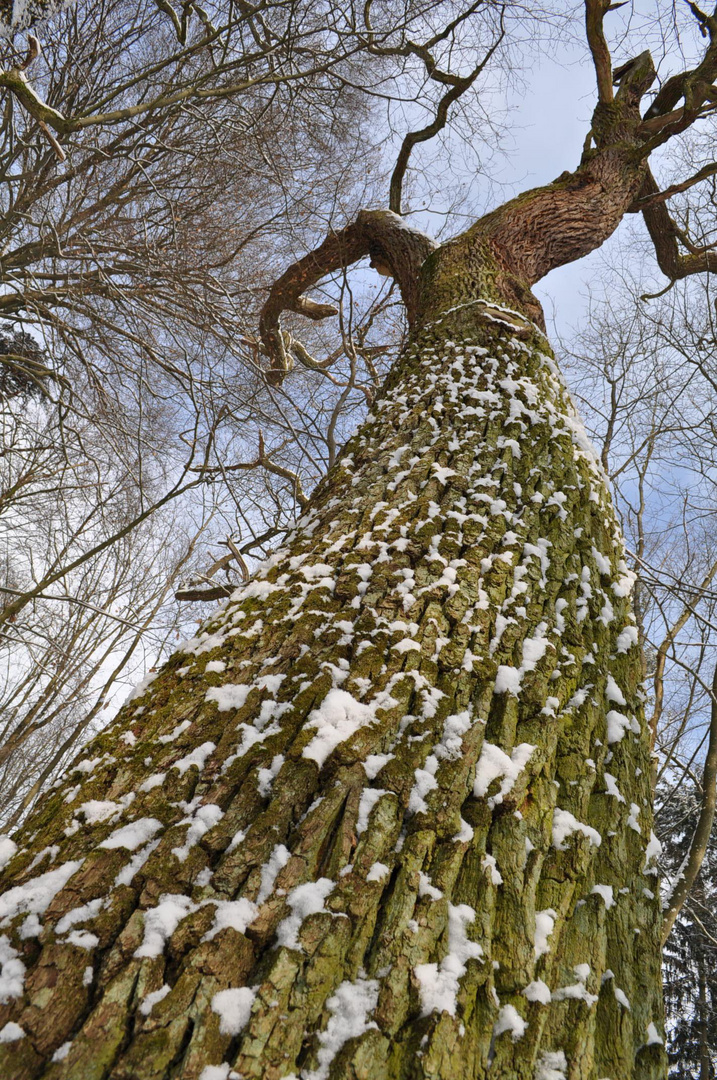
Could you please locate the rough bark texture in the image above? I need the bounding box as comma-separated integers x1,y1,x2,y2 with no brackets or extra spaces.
0,227,667,1080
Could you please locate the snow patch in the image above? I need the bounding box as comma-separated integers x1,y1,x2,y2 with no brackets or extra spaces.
211,986,257,1036
203,898,258,942
363,753,394,779
114,839,160,887
356,789,387,835
523,979,551,1004
535,1050,567,1080
534,909,556,959
415,903,483,1017
100,818,163,851
644,831,662,874
0,838,17,872
276,878,335,950
157,720,191,744
134,894,196,958
591,885,615,909
0,1021,24,1042
0,936,25,1002
605,675,626,706
0,860,83,926
303,977,379,1080
494,665,522,695
473,742,535,807
172,742,215,775
256,844,291,905
552,809,601,850
646,1022,663,1045
302,690,376,767
616,625,639,653
172,804,223,863
205,684,251,712
493,1004,527,1041
140,984,171,1016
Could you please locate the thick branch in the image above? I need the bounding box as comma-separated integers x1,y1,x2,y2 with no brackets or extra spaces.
639,167,717,280
662,662,717,943
585,0,614,104
259,210,436,384
469,51,655,286
477,3,717,291
175,582,234,602
0,67,69,134
638,2,717,146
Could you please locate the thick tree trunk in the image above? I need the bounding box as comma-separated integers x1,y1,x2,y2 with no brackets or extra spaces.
0,233,666,1080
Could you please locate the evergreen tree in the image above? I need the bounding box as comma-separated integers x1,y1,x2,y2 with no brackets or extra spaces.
658,779,717,1078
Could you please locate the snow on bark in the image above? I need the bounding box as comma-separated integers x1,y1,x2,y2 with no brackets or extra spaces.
0,283,665,1078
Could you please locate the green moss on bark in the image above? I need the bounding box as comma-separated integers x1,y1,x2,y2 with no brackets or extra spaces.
0,241,666,1079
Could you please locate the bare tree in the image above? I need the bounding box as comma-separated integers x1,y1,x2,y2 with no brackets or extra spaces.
13,0,717,1076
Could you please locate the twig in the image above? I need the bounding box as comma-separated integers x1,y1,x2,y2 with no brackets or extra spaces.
662,661,717,943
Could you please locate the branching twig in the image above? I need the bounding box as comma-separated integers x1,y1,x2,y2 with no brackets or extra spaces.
259,210,436,383
662,661,717,943
388,9,506,214
638,166,717,281
650,556,717,748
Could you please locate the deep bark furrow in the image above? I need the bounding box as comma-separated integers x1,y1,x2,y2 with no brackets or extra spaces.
0,287,665,1078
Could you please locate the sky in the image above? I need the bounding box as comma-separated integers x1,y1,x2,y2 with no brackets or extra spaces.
517,52,608,335
400,16,645,347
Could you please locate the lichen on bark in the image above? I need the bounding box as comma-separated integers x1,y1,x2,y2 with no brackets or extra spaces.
0,226,667,1080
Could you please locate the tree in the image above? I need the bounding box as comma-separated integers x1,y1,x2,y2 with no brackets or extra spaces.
10,0,717,1075
0,0,467,807
659,763,717,1078
561,267,717,1066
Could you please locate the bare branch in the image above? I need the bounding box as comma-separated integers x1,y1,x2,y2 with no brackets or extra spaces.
662,661,717,943
259,210,436,384
637,1,717,148
19,35,41,71
585,0,614,105
388,11,506,215
175,582,233,602
639,166,717,280
257,431,310,510
649,556,717,748
631,160,717,208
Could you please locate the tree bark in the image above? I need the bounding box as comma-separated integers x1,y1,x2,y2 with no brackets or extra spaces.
0,216,667,1079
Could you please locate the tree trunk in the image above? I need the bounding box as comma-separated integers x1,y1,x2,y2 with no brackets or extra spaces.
697,960,711,1080
0,228,667,1080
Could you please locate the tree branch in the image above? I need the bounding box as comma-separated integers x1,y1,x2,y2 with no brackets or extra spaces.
388,10,506,215
639,166,717,280
630,159,717,208
585,0,614,105
661,661,717,943
649,556,717,748
638,1,717,148
259,210,436,384
256,431,309,510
